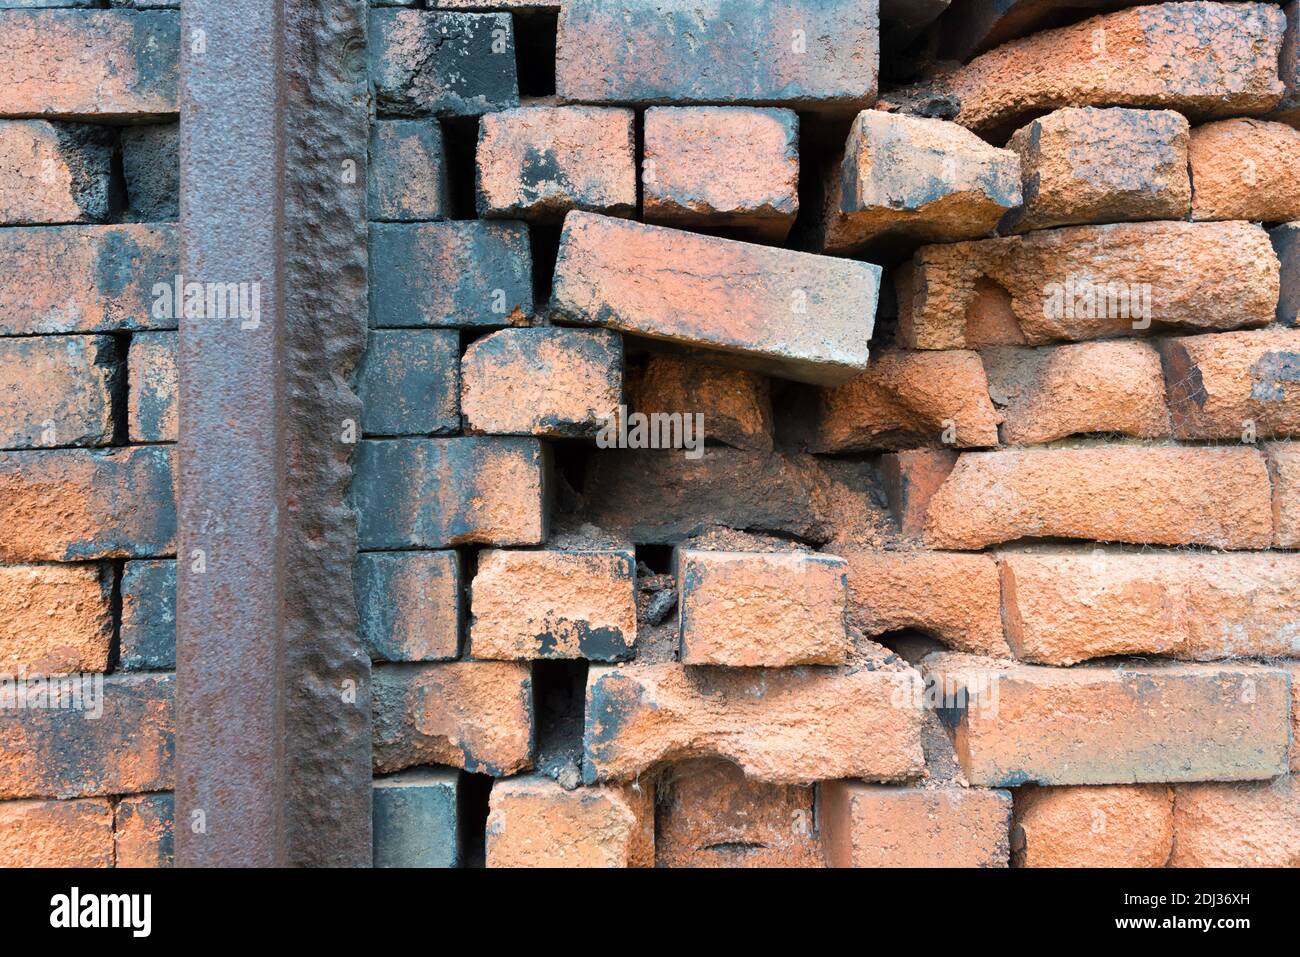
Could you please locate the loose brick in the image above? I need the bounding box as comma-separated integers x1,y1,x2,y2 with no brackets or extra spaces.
839,549,1008,657
628,354,773,453
354,438,546,549
0,335,117,449
1011,784,1174,868
1267,441,1300,546
128,331,177,443
368,120,451,223
369,221,532,328
896,221,1279,350
0,563,113,673
583,662,925,785
947,3,1286,139
1274,222,1300,327
355,551,461,663
819,111,1020,253
114,792,173,867
372,661,533,776
0,224,178,336
357,329,460,437
477,106,635,221
552,212,881,386
881,448,957,537
821,782,1012,868
486,775,653,868
369,9,519,117
922,446,1273,550
0,9,179,120
642,106,799,242
1002,107,1191,233
471,548,636,661
120,123,178,223
0,446,176,562
0,673,174,799
923,653,1290,786
1189,118,1300,222
119,560,176,671
0,120,114,225
811,350,1000,453
556,0,880,113
677,549,850,667
373,767,460,868
1162,329,1300,441
656,758,821,868
0,798,112,867
1171,776,1300,867
982,341,1169,444
461,328,622,437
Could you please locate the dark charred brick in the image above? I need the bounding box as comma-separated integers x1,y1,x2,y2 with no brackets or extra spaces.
358,329,460,437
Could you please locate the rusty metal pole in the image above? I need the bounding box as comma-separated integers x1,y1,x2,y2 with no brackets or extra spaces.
176,0,372,866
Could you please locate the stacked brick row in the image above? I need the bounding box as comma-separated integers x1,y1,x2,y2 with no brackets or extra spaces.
0,5,179,867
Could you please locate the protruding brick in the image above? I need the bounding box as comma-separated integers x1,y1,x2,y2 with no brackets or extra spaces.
373,767,460,868
822,782,1012,868
882,449,957,537
128,331,177,443
119,559,176,671
556,0,880,113
369,221,532,328
677,549,849,667
552,212,880,386
819,111,1020,253
0,673,174,799
840,549,1008,656
923,653,1290,786
1274,221,1300,327
583,662,924,785
922,446,1272,550
358,329,460,437
486,775,653,868
0,9,179,120
114,792,173,867
982,341,1169,444
947,3,1286,138
1267,442,1300,546
355,551,461,663
897,221,1279,350
628,354,773,453
1189,118,1300,222
120,123,178,223
0,224,178,335
1161,329,1300,440
1012,784,1173,867
1171,776,1300,867
0,120,114,225
1002,107,1190,233
369,9,519,117
368,120,451,222
0,335,117,449
372,662,533,776
461,328,622,437
0,798,112,867
811,350,1000,452
642,106,799,242
471,549,635,662
0,446,176,562
477,106,635,221
0,564,112,673
354,437,546,549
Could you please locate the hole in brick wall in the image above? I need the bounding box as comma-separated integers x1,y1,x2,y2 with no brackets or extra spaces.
528,221,563,308
105,333,130,446
633,108,645,218
533,659,588,788
106,130,129,222
635,544,673,575
548,437,593,501
457,771,493,868
873,629,947,665
788,112,853,254
106,559,125,671
439,117,480,220
513,10,559,99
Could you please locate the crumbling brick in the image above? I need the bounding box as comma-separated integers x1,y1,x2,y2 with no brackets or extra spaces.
357,329,460,437
368,120,451,223
486,775,653,868
0,120,115,225
1162,329,1300,441
373,767,460,868
355,551,461,663
0,563,113,673
0,335,117,449
627,354,773,453
128,331,178,443
1189,118,1300,222
119,559,176,671
0,798,113,867
1012,784,1174,868
114,792,173,867
1171,776,1300,867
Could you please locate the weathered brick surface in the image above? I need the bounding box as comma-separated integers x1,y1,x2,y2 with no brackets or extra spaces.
921,447,1273,550
1002,107,1190,233
0,120,114,225
128,331,177,443
0,797,113,867
1161,329,1300,440
940,0,1125,62
1189,118,1300,222
0,335,117,449
120,123,178,223
642,106,799,242
556,0,880,112
552,212,881,386
373,767,460,868
896,221,1279,350
477,106,636,221
119,559,175,671
822,782,1012,868
1289,662,1300,774
354,437,546,549
1012,784,1174,867
882,448,957,537
355,551,461,663
1272,0,1300,123
1171,775,1300,867
486,775,653,868
470,548,636,661
924,654,1290,786
461,328,622,437
372,662,533,776
1267,442,1300,546
114,792,173,867
627,354,773,453
357,329,460,437
1275,221,1300,327
0,563,112,673
368,120,451,223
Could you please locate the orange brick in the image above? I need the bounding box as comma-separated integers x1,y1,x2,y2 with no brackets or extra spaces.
881,448,958,537
627,354,773,453
1268,441,1300,546
1190,118,1300,222
486,776,652,868
0,564,113,673
0,798,113,867
0,335,117,449
114,793,173,868
1162,329,1300,441
1012,784,1174,867
0,120,115,225
1171,775,1300,867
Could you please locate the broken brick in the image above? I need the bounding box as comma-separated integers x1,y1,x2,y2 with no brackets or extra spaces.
627,354,773,453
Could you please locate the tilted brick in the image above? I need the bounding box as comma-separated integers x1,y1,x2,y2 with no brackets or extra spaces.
355,551,461,663
1171,776,1300,867
1267,441,1300,546
1189,118,1300,222
627,354,773,453
486,775,653,868
1274,222,1300,327
0,798,113,867
119,559,176,670
357,329,460,437
114,792,173,867
0,335,117,449
1012,784,1174,868
0,120,115,225
120,123,178,223
373,767,460,868
0,563,112,674
128,331,177,443
1162,329,1300,441
368,120,451,223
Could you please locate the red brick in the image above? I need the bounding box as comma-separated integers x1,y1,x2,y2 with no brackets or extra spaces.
1268,442,1300,546
486,776,652,868
1189,118,1300,222
0,120,115,225
1012,784,1174,867
0,563,113,673
114,792,173,867
881,449,957,537
1171,775,1300,867
0,335,117,449
128,331,177,443
1162,329,1300,441
355,551,461,663
627,354,773,453
0,798,113,867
